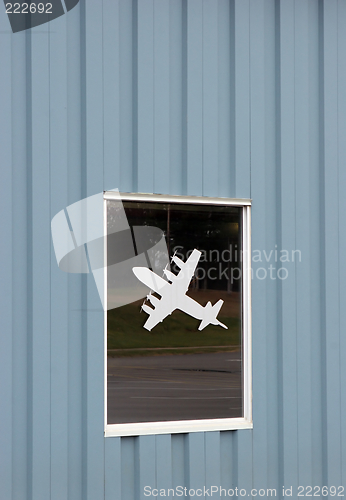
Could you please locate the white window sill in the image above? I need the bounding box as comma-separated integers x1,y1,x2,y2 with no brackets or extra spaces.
105,417,253,437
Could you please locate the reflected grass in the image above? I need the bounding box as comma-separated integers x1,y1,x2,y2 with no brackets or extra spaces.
107,300,241,354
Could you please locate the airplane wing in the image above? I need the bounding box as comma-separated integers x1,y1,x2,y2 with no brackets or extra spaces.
132,267,169,295
141,291,175,331
141,304,171,331
133,267,174,330
173,249,201,293
132,249,201,330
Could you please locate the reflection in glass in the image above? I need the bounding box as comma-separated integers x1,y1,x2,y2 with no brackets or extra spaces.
107,201,243,424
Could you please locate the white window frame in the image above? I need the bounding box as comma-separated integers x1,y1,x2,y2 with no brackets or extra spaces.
104,192,252,437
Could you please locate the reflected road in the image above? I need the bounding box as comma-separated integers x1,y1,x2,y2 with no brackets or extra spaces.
107,351,242,424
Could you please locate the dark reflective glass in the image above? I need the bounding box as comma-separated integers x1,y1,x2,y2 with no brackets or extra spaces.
107,201,243,424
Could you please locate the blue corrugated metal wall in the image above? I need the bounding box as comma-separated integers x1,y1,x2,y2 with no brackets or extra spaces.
0,1,345,499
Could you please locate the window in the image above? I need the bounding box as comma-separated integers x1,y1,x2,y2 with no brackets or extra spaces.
104,192,252,436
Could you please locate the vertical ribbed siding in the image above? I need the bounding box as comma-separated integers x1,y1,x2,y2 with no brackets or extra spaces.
0,1,345,499
12,28,29,500
0,8,13,500
83,0,105,498
276,0,298,491
50,10,69,500
29,23,51,500
320,0,343,489
338,2,346,492
66,6,84,500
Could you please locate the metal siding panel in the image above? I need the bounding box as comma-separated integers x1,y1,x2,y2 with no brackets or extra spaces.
322,0,343,487
202,0,219,197
220,431,235,490
307,0,324,485
85,0,104,190
249,0,268,489
218,0,233,198
49,14,70,500
119,0,134,192
337,0,346,487
11,32,29,500
103,0,121,190
66,6,84,500
137,436,156,499
137,0,155,193
169,0,183,195
234,0,250,199
156,435,173,495
0,12,13,500
67,281,83,500
67,278,83,500
185,433,205,496
105,437,122,500
153,0,170,194
66,3,83,205
80,2,89,485
121,437,136,500
263,1,280,490
84,0,105,497
205,432,221,499
294,0,314,486
318,0,328,482
186,0,203,196
277,0,299,490
30,26,51,500
83,116,106,500
236,431,253,493
171,433,185,490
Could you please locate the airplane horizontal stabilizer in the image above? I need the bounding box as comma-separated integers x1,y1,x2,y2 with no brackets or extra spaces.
198,299,228,331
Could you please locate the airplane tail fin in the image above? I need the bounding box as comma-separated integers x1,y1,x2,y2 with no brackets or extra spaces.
198,299,228,331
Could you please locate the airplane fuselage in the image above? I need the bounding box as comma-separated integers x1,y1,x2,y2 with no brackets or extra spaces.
133,251,227,331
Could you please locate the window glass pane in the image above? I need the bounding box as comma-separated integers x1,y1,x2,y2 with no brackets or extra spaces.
107,200,243,424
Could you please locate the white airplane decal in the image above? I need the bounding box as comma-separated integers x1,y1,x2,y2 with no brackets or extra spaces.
132,249,228,331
